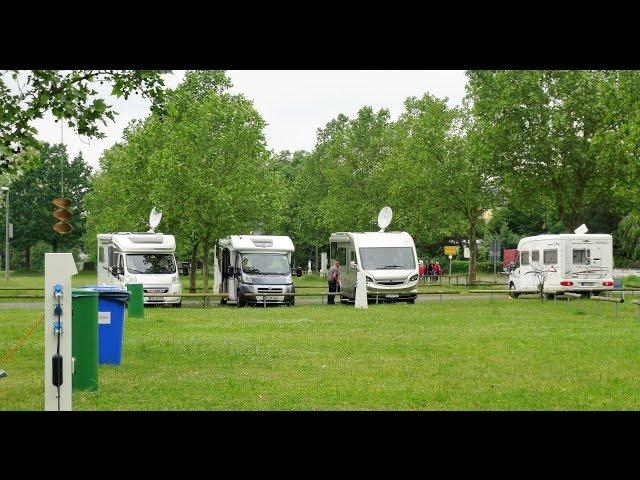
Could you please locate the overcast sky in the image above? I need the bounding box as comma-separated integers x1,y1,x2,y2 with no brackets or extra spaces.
32,70,469,170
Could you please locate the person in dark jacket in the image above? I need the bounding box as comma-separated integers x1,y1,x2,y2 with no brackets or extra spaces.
327,260,340,305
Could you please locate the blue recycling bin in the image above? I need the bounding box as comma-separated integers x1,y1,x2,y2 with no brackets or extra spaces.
82,285,130,365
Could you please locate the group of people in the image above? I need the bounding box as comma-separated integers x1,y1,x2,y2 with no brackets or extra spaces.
418,260,443,283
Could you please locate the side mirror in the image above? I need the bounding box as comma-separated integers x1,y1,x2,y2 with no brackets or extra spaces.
111,266,122,276
227,266,235,276
350,261,357,269
295,267,303,277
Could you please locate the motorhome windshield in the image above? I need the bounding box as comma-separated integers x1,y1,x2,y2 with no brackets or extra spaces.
359,247,415,270
242,253,290,275
125,254,176,274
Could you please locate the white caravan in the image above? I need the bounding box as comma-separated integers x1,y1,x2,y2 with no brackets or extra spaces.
215,235,302,307
508,232,614,295
329,207,419,304
96,209,182,307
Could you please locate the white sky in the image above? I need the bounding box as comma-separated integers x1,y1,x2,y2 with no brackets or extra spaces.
31,70,469,170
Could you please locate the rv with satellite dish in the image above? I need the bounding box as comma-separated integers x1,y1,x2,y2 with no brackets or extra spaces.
97,208,182,307
214,235,303,307
329,206,419,304
507,224,614,296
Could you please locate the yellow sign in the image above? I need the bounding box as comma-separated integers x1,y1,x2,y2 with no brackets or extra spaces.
444,246,459,256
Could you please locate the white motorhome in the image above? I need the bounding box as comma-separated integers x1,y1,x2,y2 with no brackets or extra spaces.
508,233,614,296
97,232,182,307
215,235,302,307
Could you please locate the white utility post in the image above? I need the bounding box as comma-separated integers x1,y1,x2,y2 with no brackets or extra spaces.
355,270,368,309
320,252,327,274
44,253,78,411
2,186,8,281
448,254,453,276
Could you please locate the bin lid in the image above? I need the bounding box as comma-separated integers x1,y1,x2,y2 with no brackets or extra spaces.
72,288,98,297
80,285,131,302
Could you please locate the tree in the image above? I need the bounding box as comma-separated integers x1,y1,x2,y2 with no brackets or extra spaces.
466,70,640,231
614,212,640,261
85,71,283,297
388,94,500,282
0,70,168,172
5,143,92,270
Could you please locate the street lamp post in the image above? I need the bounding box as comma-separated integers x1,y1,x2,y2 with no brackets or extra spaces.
2,186,8,281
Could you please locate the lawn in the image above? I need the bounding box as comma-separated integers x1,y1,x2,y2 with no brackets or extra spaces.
2,298,640,410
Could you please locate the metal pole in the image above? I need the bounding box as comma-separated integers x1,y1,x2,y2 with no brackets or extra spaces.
3,188,8,281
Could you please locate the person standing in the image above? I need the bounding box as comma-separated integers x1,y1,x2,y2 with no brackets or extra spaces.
427,261,433,283
434,262,442,282
327,260,340,305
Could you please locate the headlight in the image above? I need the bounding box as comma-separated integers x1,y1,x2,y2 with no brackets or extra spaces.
241,273,253,284
409,274,419,282
366,276,374,283
285,274,292,284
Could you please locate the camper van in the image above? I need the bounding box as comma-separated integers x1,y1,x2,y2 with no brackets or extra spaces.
97,232,182,307
215,235,302,307
328,230,419,303
508,233,614,295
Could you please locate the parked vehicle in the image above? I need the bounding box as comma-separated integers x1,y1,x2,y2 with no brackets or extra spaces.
97,232,182,307
214,235,302,307
507,233,614,296
329,231,419,303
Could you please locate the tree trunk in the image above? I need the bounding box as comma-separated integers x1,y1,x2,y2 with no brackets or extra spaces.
202,238,210,307
315,244,319,275
189,241,199,293
468,221,478,283
24,245,31,272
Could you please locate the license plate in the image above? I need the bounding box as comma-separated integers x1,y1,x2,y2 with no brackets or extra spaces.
265,295,285,301
386,294,399,298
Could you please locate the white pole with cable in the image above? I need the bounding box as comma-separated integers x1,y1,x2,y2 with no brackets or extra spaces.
2,187,8,281
44,253,77,411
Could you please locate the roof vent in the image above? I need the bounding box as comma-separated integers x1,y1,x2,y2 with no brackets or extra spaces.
251,238,273,248
129,235,164,244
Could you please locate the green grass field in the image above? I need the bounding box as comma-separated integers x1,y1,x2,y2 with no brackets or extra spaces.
2,297,640,410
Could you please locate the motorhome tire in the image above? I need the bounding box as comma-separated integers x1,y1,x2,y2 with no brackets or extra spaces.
407,299,415,304
509,283,519,298
172,302,182,309
237,292,247,308
220,297,227,305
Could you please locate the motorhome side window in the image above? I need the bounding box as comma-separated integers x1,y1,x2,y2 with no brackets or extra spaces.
543,249,558,264
531,250,540,262
520,251,529,266
573,249,590,264
107,246,114,266
336,244,347,266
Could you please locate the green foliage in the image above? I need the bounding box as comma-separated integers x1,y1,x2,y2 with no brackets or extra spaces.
0,70,168,173
466,70,640,230
84,71,284,267
614,212,640,261
1,143,92,270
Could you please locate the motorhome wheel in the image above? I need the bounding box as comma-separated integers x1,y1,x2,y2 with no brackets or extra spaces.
237,291,247,308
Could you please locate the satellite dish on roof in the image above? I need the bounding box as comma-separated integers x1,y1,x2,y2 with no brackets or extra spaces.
148,207,163,233
574,224,588,235
377,206,393,232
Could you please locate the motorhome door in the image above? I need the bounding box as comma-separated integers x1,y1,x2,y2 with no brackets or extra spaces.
330,241,350,295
